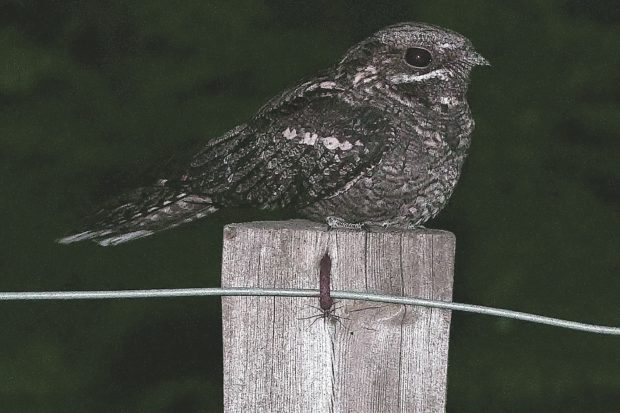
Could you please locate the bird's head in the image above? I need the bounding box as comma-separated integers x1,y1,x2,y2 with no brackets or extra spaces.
337,22,489,105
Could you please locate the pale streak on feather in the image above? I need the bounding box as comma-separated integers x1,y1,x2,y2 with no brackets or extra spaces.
282,128,297,140
321,137,340,150
96,230,154,247
388,69,450,84
301,132,318,145
353,65,379,86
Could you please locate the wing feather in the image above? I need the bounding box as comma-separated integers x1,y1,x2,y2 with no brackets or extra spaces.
188,79,394,209
59,77,395,245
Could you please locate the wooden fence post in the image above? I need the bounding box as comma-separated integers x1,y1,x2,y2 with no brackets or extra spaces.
221,220,455,412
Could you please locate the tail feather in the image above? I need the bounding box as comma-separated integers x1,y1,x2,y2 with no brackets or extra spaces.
58,184,219,246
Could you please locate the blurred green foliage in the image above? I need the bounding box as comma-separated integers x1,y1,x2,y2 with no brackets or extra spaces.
0,0,618,411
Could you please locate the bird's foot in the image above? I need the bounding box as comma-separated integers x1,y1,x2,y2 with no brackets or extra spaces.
406,222,426,230
326,216,365,230
378,219,403,228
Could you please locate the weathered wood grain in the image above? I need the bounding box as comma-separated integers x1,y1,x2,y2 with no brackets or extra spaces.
222,220,455,413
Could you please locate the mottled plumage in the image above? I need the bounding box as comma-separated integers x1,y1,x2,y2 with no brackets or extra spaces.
58,22,488,246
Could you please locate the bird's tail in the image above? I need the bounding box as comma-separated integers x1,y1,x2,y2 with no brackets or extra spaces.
57,184,218,246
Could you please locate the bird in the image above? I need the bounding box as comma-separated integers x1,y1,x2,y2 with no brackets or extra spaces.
58,22,489,246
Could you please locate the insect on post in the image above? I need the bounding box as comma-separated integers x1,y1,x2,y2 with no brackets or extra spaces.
221,220,455,412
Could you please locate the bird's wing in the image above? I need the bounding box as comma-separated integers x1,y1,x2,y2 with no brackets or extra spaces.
189,79,395,209
58,79,394,246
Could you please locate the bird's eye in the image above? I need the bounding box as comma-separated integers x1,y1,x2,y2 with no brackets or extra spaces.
404,47,432,68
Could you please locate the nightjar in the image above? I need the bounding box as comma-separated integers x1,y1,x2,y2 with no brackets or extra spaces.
59,22,488,246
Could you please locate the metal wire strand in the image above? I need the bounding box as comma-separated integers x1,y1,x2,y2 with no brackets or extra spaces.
0,287,617,335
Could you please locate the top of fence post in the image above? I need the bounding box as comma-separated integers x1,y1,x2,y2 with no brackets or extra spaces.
221,219,455,413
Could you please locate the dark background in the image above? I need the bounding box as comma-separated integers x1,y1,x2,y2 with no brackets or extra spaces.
1,0,619,411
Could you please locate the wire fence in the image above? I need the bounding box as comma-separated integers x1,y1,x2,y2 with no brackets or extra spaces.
0,287,618,335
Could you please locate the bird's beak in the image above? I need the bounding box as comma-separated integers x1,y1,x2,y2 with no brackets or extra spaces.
467,50,490,67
